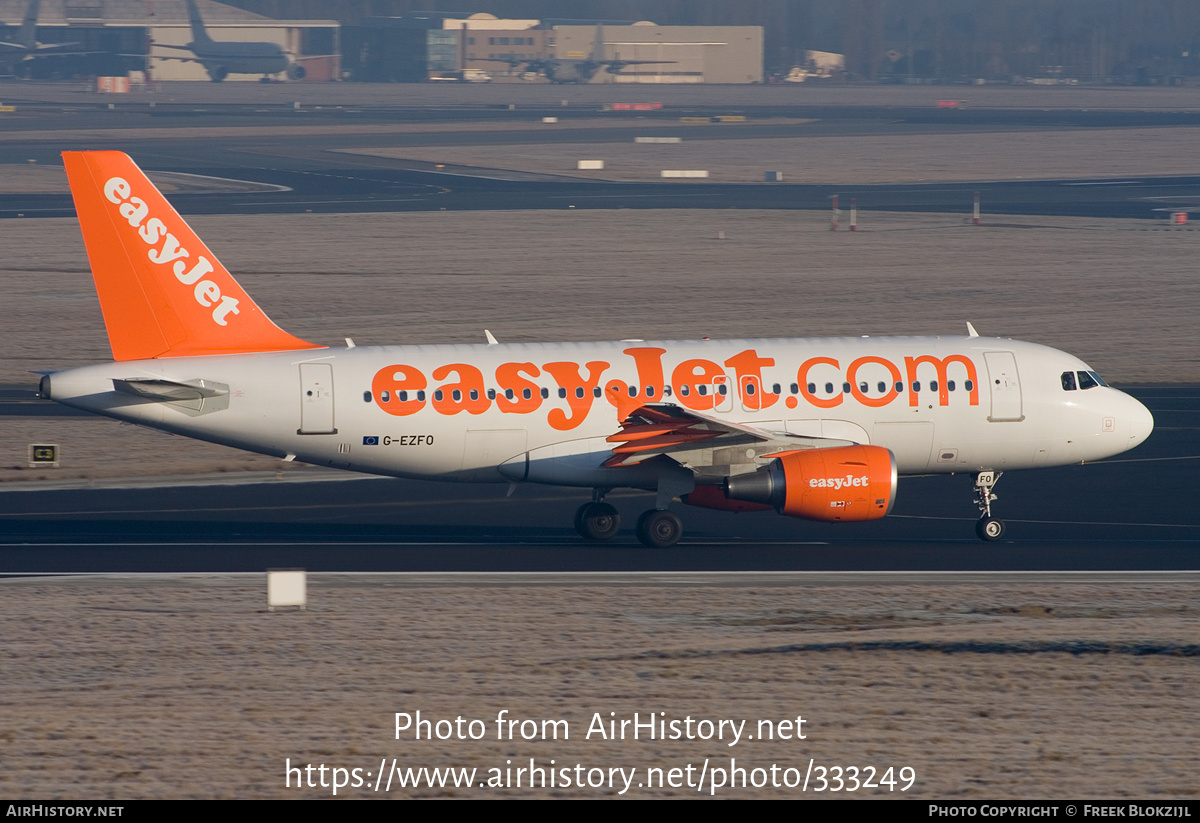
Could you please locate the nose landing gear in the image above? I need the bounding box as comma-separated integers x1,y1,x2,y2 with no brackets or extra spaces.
974,471,1006,541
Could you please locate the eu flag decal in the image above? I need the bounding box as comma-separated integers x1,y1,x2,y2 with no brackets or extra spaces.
362,436,379,446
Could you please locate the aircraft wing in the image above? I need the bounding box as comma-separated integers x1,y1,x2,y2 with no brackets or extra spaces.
602,403,856,468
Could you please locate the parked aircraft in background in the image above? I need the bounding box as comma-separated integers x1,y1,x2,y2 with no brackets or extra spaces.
153,0,304,82
0,0,83,77
484,26,673,84
44,151,1154,547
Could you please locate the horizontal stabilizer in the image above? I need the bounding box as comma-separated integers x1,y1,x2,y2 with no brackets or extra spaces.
112,377,229,402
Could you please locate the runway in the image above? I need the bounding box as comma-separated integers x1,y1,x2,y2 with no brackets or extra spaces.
6,158,1200,220
0,385,1194,574
5,98,1200,219
1,87,1196,573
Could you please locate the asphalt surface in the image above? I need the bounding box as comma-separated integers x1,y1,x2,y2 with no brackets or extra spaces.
2,95,1196,572
0,385,1193,574
5,101,1200,219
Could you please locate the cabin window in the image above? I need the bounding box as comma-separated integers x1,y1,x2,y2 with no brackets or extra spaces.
452,389,462,402
575,387,584,399
363,391,371,403
930,380,938,392
504,388,514,400
718,384,728,396
558,388,567,399
417,390,426,401
541,387,549,399
434,390,444,401
593,387,602,398
912,382,921,393
381,390,391,403
487,388,496,400
628,385,638,397
860,382,869,393
698,385,708,396
965,380,974,391
842,382,851,394
680,384,690,397
948,381,956,391
645,386,655,398
745,383,756,396
877,382,886,393
824,382,833,394
522,388,532,400
662,386,671,397
772,383,781,395
469,389,479,401
397,391,406,402
791,383,800,394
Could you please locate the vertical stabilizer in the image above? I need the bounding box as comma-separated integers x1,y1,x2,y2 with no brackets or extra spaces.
18,0,40,49
62,151,324,361
184,0,213,46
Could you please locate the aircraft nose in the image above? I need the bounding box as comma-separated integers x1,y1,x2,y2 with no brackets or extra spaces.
1128,394,1154,449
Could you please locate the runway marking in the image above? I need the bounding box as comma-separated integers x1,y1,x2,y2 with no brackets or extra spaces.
889,514,1200,528
1085,454,1200,463
5,570,1199,587
1062,180,1144,186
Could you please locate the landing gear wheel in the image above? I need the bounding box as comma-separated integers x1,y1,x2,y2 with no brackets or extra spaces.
574,502,620,540
636,510,682,548
976,516,1006,541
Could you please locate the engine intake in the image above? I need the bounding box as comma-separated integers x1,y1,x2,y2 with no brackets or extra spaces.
725,445,897,522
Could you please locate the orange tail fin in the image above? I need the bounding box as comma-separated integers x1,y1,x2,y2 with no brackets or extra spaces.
63,151,323,361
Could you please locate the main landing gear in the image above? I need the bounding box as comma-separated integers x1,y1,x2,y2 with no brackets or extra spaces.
974,470,1006,541
574,495,620,541
635,509,683,549
573,492,685,549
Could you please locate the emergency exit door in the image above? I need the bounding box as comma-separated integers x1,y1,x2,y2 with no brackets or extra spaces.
984,351,1023,422
299,362,337,434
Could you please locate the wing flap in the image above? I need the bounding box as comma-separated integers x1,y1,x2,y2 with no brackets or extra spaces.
603,403,860,468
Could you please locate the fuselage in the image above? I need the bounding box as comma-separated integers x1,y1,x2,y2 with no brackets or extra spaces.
190,41,289,75
44,335,1153,488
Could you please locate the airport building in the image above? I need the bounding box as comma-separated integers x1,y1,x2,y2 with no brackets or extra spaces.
2,3,761,84
0,0,338,81
347,13,763,84
553,24,763,84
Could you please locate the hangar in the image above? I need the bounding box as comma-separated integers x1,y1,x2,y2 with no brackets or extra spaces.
0,0,338,81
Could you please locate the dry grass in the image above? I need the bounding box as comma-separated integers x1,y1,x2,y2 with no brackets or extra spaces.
1,578,1195,799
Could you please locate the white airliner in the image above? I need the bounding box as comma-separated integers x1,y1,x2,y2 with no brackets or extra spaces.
42,152,1154,547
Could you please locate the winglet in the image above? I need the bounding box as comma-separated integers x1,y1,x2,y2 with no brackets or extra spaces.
62,151,323,361
966,321,980,338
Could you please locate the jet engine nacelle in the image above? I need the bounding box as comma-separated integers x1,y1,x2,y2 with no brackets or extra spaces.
724,445,897,522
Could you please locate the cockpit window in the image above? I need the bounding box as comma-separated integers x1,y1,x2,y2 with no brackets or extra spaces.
1061,371,1077,391
1077,371,1099,390
1089,370,1108,387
